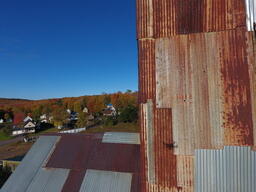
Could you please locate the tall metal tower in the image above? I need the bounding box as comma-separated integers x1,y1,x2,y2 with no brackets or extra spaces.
137,0,256,191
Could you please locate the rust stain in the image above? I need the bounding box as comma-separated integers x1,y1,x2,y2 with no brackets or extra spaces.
137,0,255,191
137,0,247,39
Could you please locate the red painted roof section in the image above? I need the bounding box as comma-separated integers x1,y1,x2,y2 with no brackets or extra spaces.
13,113,25,125
44,133,140,192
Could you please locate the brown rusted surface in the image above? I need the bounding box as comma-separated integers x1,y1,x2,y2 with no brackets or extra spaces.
61,170,85,192
138,39,156,103
45,134,140,192
137,0,247,39
155,27,254,155
137,0,256,191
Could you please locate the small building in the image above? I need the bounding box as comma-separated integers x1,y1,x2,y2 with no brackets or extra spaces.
12,120,36,136
40,114,48,123
103,104,117,116
2,155,24,172
23,116,33,123
83,107,89,113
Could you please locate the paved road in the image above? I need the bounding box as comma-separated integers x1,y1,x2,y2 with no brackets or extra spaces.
0,136,23,147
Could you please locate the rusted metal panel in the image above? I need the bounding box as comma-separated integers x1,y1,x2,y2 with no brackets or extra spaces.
176,156,194,189
153,107,177,188
245,0,256,31
137,0,247,39
156,28,254,155
247,32,256,149
61,170,86,192
137,1,256,191
138,39,156,103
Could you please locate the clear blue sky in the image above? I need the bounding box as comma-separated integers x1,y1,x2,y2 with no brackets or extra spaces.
0,0,137,100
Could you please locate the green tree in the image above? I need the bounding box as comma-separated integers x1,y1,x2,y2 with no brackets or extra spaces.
118,105,138,123
2,123,12,136
76,112,88,128
4,113,11,122
0,166,12,188
74,101,82,113
52,108,69,127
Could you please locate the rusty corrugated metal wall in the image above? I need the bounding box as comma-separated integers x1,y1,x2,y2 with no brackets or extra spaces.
137,0,256,191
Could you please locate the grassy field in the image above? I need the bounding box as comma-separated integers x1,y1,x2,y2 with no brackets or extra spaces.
0,141,33,160
0,130,12,141
84,122,140,133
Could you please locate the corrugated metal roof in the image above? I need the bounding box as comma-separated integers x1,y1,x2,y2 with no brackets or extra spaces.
1,133,141,192
102,132,140,145
195,146,256,192
1,136,60,192
26,168,69,192
79,169,132,192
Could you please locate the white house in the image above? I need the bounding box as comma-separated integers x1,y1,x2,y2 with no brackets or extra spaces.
23,116,33,123
24,121,36,129
83,107,89,113
0,119,3,124
12,120,36,136
40,114,48,123
103,104,117,116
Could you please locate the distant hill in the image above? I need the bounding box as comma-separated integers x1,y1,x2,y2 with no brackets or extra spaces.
0,92,138,109
0,98,32,106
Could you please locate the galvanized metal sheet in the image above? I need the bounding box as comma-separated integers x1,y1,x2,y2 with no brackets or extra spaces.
1,136,59,192
102,132,140,145
79,169,132,192
245,0,256,31
26,168,69,192
195,146,256,192
142,100,155,184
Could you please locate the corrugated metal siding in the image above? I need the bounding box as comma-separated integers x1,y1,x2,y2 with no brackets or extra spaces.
247,32,256,148
156,28,254,155
245,0,256,31
26,168,69,192
1,136,59,192
137,0,247,39
195,146,256,192
137,0,256,191
102,132,140,145
79,169,132,192
138,39,156,103
142,100,155,184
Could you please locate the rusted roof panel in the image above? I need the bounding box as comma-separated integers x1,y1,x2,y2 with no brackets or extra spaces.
137,0,247,39
2,133,140,192
79,169,132,192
